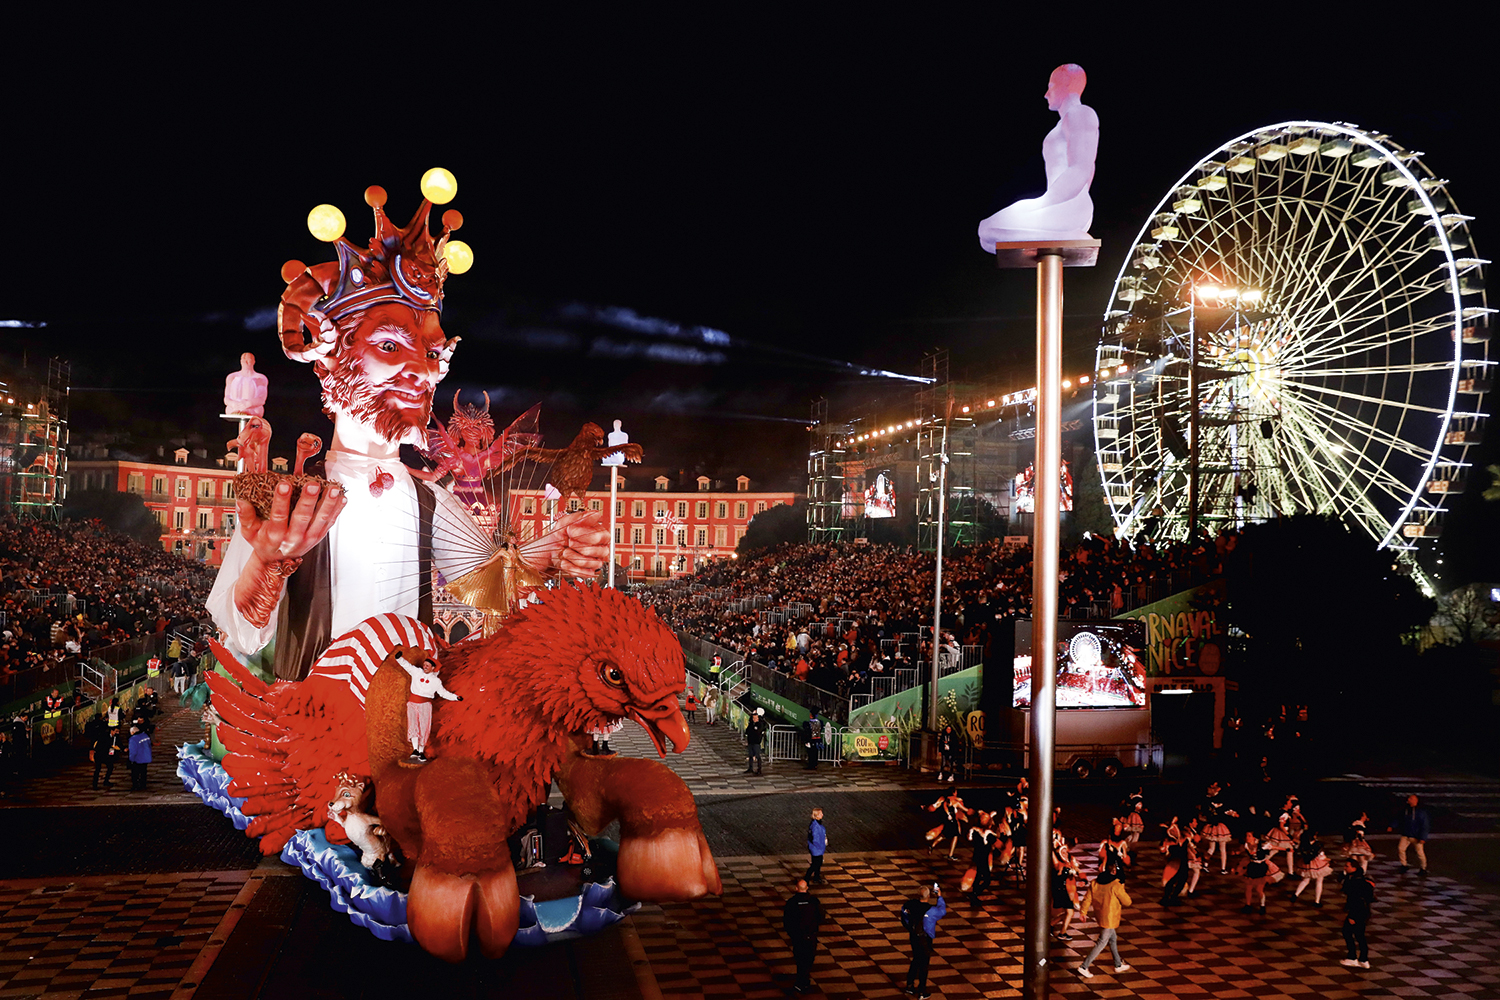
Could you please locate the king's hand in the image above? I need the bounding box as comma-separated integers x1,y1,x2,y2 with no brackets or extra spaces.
232,480,347,627
517,511,610,579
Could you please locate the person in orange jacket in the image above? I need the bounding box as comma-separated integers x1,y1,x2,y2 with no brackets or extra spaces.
1077,870,1132,978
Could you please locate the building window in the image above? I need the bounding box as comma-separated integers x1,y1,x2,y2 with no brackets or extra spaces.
615,500,623,517
735,526,746,544
127,473,144,494
588,499,602,512
81,472,93,490
199,480,214,499
567,498,581,513
614,526,622,544
715,526,727,547
652,501,665,517
174,509,187,530
735,501,747,520
152,475,166,495
176,478,188,499
654,527,665,545
197,511,211,530
696,501,708,519
632,500,645,518
632,527,644,544
222,512,236,532
716,501,728,519
698,478,710,491
631,556,643,571
271,457,288,472
544,499,555,517
224,481,235,500
655,479,668,491
676,528,688,548
154,509,169,528
523,496,535,515
696,528,708,547
653,556,665,576
738,478,749,491
755,500,767,514
676,500,688,519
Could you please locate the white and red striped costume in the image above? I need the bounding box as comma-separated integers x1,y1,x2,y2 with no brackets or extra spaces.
308,613,442,707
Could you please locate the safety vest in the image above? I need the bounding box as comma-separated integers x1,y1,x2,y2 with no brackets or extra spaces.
147,657,161,678
710,655,722,676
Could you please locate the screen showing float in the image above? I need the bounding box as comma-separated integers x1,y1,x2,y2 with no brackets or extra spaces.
1013,620,1146,708
1012,458,1074,513
864,471,896,519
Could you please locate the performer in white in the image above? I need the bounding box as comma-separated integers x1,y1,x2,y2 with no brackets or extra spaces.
396,649,462,762
978,64,1098,252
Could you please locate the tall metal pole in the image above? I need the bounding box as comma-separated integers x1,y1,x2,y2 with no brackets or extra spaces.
1187,295,1199,540
1024,250,1063,1000
926,415,950,732
607,466,619,588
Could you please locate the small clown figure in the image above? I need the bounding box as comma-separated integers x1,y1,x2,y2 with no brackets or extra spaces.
395,648,462,762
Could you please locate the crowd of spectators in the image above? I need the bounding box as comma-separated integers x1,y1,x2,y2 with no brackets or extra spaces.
0,515,214,678
641,530,1239,700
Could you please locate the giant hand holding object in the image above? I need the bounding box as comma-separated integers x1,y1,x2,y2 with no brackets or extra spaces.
977,64,1098,251
206,588,720,962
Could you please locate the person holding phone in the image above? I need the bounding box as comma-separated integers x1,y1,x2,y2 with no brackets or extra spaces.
900,882,946,997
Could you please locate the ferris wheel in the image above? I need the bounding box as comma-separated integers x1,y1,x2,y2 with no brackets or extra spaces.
1094,121,1492,565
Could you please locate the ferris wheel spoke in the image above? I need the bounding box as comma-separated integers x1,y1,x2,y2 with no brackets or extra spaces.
1278,378,1451,417
1291,306,1454,369
1276,395,1399,532
1282,389,1434,467
1286,262,1451,363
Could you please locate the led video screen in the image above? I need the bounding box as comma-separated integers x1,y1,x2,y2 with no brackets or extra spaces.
1012,458,1074,513
864,470,896,519
1013,620,1146,709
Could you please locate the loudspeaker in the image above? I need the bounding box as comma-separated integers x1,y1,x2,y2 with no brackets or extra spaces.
1259,420,1274,439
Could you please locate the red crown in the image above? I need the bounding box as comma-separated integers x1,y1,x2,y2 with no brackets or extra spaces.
277,180,464,363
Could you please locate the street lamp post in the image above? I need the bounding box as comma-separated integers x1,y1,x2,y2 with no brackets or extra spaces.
926,410,951,733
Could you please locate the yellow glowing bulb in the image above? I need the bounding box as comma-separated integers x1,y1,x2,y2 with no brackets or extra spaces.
443,239,474,275
420,167,458,205
307,204,346,242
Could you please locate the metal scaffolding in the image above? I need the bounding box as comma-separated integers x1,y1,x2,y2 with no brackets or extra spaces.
805,398,849,542
0,357,69,520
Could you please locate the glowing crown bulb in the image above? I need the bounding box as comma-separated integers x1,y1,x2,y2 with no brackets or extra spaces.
443,239,474,275
420,167,458,205
307,204,347,242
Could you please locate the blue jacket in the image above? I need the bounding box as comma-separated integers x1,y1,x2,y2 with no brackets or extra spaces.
900,895,947,940
1396,806,1430,840
808,819,826,856
128,732,153,764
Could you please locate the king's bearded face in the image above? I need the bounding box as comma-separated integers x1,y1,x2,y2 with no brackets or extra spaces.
319,303,451,447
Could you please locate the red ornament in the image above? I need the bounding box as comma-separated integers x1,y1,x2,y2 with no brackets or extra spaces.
369,468,395,497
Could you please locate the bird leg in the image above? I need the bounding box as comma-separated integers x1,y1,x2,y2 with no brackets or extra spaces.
558,738,721,901
366,651,519,962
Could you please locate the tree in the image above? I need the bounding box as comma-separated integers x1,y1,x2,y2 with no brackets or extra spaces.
61,490,162,546
1069,446,1115,542
1484,464,1500,501
737,499,806,554
1426,583,1500,647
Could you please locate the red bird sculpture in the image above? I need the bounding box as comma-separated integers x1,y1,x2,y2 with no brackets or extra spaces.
207,586,719,963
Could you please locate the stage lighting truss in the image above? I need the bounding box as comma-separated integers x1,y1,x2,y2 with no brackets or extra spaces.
1094,121,1492,572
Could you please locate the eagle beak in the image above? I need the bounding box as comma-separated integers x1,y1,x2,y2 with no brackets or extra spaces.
628,697,690,758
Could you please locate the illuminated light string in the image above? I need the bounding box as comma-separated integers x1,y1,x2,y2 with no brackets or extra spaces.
833,365,1131,448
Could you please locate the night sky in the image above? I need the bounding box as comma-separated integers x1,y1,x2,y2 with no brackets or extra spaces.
4,13,1497,575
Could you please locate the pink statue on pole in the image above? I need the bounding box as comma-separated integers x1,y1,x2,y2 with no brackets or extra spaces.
224,353,270,417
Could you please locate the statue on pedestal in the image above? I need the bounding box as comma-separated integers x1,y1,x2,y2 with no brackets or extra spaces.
978,64,1098,251
224,353,269,416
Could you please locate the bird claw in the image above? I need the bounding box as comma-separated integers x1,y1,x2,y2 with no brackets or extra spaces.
618,826,721,901
406,863,518,963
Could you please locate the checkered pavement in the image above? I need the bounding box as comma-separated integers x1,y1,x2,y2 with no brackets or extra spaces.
0,870,257,999
633,840,1500,999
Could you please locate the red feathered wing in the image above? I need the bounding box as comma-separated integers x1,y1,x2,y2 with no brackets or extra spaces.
206,614,442,855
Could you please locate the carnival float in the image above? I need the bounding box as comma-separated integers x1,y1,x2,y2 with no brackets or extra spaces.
180,168,718,962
